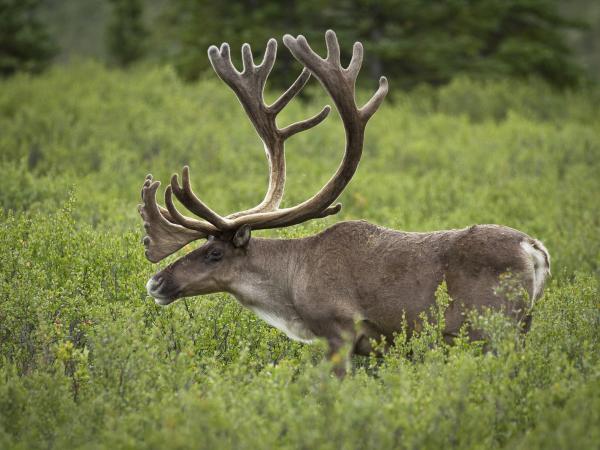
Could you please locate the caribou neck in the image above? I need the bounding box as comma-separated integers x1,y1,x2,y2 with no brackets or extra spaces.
225,237,303,309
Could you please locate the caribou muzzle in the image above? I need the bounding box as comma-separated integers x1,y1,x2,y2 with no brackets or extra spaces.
146,274,180,305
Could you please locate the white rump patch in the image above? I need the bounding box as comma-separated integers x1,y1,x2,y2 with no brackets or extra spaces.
249,306,315,344
520,240,550,301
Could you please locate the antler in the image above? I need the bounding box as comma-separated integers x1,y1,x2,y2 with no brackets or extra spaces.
207,38,330,216
140,37,331,261
252,29,389,228
139,30,388,262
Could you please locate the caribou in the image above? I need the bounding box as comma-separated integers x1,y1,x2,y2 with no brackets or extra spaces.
140,30,550,375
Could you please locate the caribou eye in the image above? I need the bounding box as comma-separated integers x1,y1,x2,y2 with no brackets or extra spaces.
205,248,224,262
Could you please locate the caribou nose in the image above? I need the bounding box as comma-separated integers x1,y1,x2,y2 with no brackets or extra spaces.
146,275,165,296
145,274,178,305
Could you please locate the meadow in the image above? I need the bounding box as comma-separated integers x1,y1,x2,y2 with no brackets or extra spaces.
0,62,599,449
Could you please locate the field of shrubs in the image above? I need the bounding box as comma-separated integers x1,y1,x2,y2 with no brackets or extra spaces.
0,62,599,449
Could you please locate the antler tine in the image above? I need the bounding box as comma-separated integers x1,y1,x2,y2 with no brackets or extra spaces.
259,38,277,75
138,176,206,263
345,42,363,82
289,35,323,68
269,68,310,114
241,43,255,75
279,105,331,139
360,76,389,122
325,29,341,65
140,175,175,224
164,184,220,234
170,166,232,230
209,44,237,81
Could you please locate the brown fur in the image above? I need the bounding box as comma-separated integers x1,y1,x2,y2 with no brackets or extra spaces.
147,220,550,375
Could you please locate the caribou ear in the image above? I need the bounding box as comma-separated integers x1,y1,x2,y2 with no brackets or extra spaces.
232,224,252,248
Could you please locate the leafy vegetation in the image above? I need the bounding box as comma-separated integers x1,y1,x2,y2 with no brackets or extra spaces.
0,64,599,449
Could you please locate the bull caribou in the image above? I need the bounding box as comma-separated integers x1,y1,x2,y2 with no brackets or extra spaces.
139,30,550,375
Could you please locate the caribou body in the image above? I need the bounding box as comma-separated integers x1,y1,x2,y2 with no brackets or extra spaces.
139,31,550,374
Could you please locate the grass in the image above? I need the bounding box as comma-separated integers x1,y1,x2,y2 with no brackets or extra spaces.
0,62,599,449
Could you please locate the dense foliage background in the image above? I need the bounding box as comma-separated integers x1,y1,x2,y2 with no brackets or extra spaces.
163,0,587,88
3,0,600,86
0,62,599,448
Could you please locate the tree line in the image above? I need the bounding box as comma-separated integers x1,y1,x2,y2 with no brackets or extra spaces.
0,0,587,88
